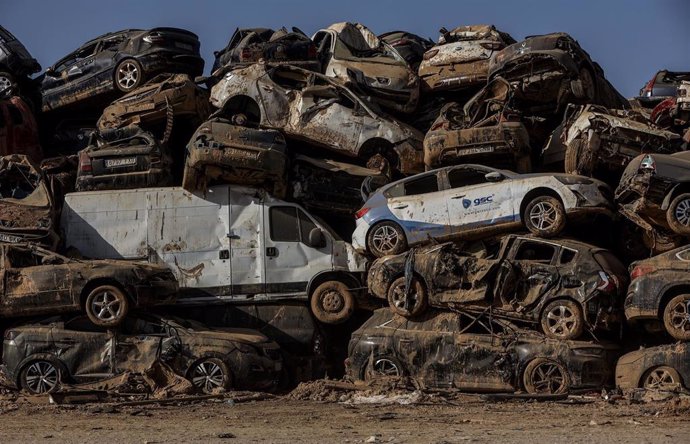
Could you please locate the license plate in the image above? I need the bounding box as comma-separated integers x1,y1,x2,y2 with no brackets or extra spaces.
175,42,193,51
0,233,22,243
456,146,495,156
105,157,137,168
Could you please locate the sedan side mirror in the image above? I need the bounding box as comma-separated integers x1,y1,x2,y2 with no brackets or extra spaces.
307,228,326,249
485,171,504,182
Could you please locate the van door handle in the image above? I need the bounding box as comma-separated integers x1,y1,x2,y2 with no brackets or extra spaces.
451,194,465,199
393,204,408,209
266,247,278,257
219,250,230,260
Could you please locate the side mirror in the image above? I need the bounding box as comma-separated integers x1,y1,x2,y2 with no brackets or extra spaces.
307,228,326,249
485,171,504,182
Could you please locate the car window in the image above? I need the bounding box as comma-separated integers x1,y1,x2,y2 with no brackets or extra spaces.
403,174,440,196
270,206,300,242
6,247,42,267
64,317,107,333
560,248,577,264
514,241,557,264
299,209,317,241
100,36,125,52
448,168,487,188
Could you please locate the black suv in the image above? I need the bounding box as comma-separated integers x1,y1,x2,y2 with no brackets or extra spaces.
0,25,41,94
38,27,204,112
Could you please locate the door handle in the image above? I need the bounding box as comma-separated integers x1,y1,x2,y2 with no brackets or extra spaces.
219,249,230,260
393,204,408,209
227,234,240,240
451,194,465,199
266,247,278,257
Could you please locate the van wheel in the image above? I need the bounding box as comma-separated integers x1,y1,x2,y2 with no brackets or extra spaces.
367,221,407,258
663,294,690,341
523,196,566,237
387,276,427,317
666,193,690,235
85,285,129,327
310,281,355,325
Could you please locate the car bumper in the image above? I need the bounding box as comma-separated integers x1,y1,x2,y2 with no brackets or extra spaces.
352,220,371,253
76,167,172,192
420,59,489,92
185,146,287,185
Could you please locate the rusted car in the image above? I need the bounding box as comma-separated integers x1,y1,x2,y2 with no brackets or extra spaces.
0,242,177,328
182,117,288,196
1,313,281,394
615,152,690,251
625,246,690,341
0,155,58,247
212,27,319,73
0,95,42,162
0,25,41,94
97,73,211,134
424,77,531,171
313,22,419,114
346,309,617,394
544,104,681,183
367,235,626,340
38,28,204,112
210,63,424,175
616,343,690,391
488,33,628,114
419,24,515,92
76,126,173,192
290,155,389,214
378,31,434,71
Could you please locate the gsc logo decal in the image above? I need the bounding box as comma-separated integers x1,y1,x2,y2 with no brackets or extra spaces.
462,195,494,209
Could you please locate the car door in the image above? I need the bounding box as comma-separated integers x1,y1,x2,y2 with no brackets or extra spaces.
444,166,516,234
228,189,264,296
1,245,74,316
57,317,115,382
113,317,172,374
387,172,451,239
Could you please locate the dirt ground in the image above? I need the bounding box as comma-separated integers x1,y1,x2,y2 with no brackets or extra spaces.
1,382,690,444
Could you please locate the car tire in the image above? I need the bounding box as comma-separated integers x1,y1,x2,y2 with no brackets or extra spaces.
0,71,16,96
540,299,585,340
310,281,356,325
663,294,690,341
523,195,566,237
189,357,233,393
114,59,143,92
641,366,683,390
367,221,407,258
387,276,427,318
19,360,62,395
666,193,690,236
523,358,570,394
85,285,129,328
364,356,405,381
564,138,592,176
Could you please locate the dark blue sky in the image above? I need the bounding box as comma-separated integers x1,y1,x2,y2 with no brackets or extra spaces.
4,0,689,97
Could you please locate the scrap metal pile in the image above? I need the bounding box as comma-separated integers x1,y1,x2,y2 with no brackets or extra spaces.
0,21,689,399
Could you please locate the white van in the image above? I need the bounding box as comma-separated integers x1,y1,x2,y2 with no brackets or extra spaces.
61,185,369,324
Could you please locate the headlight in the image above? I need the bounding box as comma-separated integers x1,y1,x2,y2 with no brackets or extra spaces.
235,342,257,354
555,175,593,185
572,347,604,357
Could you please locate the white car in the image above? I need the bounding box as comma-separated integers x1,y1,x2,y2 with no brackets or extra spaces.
352,164,613,257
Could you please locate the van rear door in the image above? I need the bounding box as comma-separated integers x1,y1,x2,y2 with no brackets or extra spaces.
228,189,264,295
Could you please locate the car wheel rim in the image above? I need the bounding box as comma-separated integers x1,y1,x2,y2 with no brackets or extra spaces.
0,76,12,92
320,290,344,314
669,298,690,332
529,202,558,231
372,226,399,254
546,305,577,337
25,361,58,394
373,358,401,377
674,199,690,226
117,62,139,90
191,361,225,392
391,283,419,313
91,291,123,321
531,362,565,394
645,368,677,390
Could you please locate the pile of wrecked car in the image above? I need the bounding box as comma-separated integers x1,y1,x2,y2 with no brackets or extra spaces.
0,20,688,401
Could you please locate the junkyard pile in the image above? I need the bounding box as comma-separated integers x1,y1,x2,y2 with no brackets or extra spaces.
1,22,690,405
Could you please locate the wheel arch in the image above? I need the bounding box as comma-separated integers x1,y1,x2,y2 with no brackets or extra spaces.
16,353,70,388
307,270,362,302
220,94,262,124
658,285,690,318
639,365,686,389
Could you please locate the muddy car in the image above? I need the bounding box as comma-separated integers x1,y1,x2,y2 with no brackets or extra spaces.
97,73,211,134
182,117,288,196
545,104,681,182
0,25,41,94
650,81,690,133
419,24,515,92
638,70,690,108
0,242,177,327
488,33,628,114
212,27,318,73
616,343,690,391
616,152,690,250
424,78,531,171
625,246,690,341
368,235,626,340
210,63,424,175
352,164,612,258
38,28,204,112
1,313,281,394
313,22,419,114
346,309,617,393
0,155,57,247
378,31,434,71
76,126,172,192
0,95,43,162
290,155,389,215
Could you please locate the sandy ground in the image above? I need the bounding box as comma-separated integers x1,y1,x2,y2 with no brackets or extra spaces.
1,381,690,444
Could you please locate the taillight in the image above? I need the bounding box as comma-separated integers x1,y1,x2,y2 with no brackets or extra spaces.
639,154,656,173
641,78,655,97
308,44,317,59
79,151,92,172
631,265,655,280
596,271,617,293
4,330,18,341
480,41,502,50
143,32,166,45
423,49,439,60
355,207,370,219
